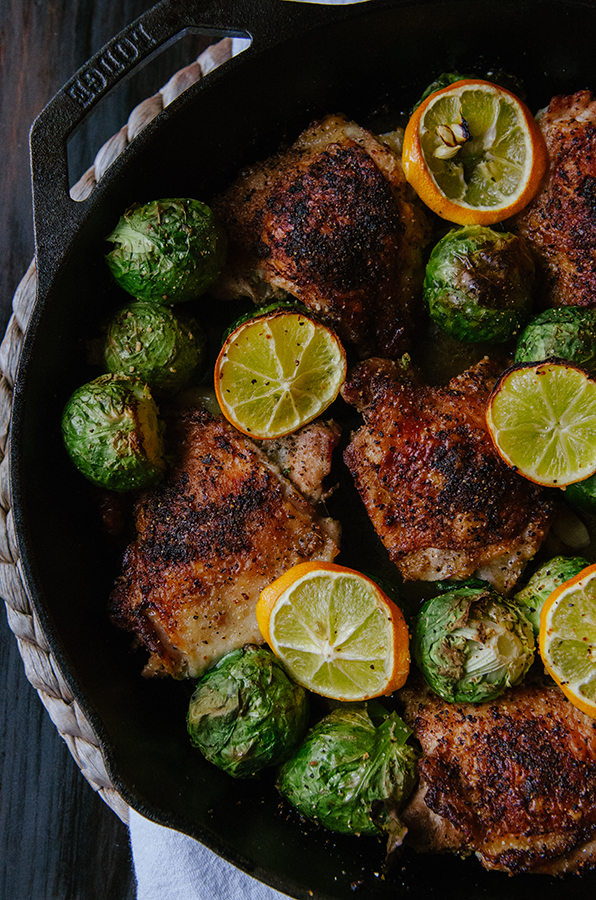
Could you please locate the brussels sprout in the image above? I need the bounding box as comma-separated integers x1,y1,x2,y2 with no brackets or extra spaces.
514,556,589,634
62,374,166,491
105,198,227,304
413,72,474,110
423,225,535,343
220,298,311,346
413,70,526,111
514,307,596,373
103,300,206,396
277,705,418,849
187,645,309,779
413,586,535,703
566,473,596,514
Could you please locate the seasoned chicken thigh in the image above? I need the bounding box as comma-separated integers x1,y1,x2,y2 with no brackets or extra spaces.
513,90,596,306
261,419,342,504
341,357,553,591
400,674,596,875
212,114,432,359
109,406,340,678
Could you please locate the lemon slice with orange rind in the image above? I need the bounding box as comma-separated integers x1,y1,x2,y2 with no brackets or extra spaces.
402,79,547,225
214,309,346,440
256,561,410,701
486,360,596,488
539,563,596,719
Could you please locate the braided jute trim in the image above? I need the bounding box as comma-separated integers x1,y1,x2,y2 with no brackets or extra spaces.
2,38,234,825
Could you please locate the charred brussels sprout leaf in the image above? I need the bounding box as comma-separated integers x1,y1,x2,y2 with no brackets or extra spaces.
187,645,309,779
61,374,166,491
413,586,535,703
514,556,589,635
515,307,596,373
105,198,227,304
277,705,418,850
104,300,206,396
423,225,535,343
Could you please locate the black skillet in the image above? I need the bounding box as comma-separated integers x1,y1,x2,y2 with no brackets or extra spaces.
11,0,596,897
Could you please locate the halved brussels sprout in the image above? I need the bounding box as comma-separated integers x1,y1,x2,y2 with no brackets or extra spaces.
61,374,166,491
514,556,589,635
413,586,535,703
105,198,227,304
514,307,596,373
187,644,309,779
277,704,418,850
423,225,535,343
103,300,206,396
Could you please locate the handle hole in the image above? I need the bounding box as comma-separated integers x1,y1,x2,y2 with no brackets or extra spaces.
68,33,249,200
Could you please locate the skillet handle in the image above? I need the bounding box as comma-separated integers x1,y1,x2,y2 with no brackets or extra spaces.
29,0,357,298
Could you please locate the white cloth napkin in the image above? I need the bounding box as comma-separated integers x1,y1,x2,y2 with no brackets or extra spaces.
129,808,291,899
129,2,366,896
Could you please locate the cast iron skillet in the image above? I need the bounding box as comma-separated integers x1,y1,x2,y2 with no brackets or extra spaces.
11,0,596,897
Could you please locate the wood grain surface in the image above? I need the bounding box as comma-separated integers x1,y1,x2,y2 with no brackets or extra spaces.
0,3,215,897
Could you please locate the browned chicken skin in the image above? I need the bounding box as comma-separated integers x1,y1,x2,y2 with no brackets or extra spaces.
212,114,432,358
109,406,340,678
400,675,596,874
261,419,342,504
341,357,554,591
513,89,596,306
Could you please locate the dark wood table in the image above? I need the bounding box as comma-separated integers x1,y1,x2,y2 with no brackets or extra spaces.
0,3,217,896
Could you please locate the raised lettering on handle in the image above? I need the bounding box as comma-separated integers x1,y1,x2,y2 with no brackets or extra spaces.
66,23,154,108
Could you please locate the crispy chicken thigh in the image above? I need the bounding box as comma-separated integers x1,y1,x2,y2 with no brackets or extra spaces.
109,406,340,678
400,675,596,874
341,357,553,591
513,90,596,306
212,114,432,359
261,419,342,504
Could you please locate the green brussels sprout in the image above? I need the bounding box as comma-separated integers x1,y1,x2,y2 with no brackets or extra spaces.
105,198,227,304
220,299,311,346
514,555,589,635
413,586,535,703
277,705,418,849
187,645,309,779
413,70,526,112
62,374,166,491
566,473,596,514
514,307,596,373
423,225,535,343
413,71,474,110
103,300,206,396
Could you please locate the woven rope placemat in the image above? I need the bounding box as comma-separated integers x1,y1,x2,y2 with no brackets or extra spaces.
1,38,234,825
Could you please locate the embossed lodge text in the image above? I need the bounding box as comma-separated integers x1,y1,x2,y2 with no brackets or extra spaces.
67,23,154,108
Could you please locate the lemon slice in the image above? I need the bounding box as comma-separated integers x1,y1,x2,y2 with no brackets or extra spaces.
214,310,346,439
486,360,596,487
402,79,547,225
539,563,596,718
256,561,410,701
